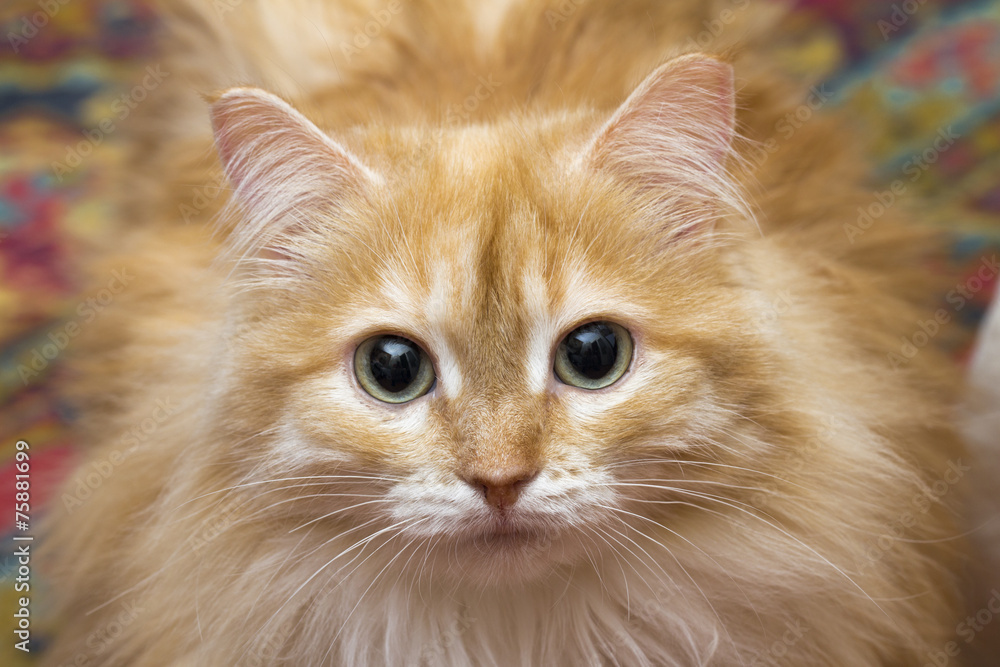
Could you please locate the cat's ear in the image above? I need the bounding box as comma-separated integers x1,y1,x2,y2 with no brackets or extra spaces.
210,87,379,259
583,54,739,233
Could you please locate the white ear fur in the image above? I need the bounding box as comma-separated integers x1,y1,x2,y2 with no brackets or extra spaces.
210,87,379,261
584,54,741,235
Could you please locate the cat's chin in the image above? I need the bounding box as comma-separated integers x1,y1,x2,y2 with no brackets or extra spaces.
436,524,574,587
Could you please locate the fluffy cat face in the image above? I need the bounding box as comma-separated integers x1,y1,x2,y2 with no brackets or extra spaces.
207,56,774,585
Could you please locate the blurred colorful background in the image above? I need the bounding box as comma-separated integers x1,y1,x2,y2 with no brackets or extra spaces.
1,0,999,664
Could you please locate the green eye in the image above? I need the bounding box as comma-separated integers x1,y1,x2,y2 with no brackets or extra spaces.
554,321,633,390
354,335,435,403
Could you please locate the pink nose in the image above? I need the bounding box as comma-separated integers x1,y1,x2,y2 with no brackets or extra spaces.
464,468,538,512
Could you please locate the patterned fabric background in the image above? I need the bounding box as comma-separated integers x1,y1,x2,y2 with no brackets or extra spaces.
0,1,998,664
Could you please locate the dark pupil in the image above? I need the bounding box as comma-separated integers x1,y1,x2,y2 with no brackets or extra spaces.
565,323,618,379
369,337,421,393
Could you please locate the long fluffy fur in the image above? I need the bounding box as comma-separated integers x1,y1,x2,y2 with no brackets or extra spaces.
42,1,972,666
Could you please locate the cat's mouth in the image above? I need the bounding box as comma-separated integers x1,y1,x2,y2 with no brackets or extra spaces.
466,519,550,550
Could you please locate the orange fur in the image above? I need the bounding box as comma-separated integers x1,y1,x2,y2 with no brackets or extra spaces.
42,1,972,665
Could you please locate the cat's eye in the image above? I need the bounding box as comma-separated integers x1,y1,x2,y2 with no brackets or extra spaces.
554,321,633,390
354,335,435,403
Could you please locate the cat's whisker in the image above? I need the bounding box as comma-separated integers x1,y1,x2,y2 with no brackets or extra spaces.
605,458,807,489
172,473,402,512
589,524,664,620
610,480,885,541
569,529,611,602
280,515,393,573
609,495,731,521
174,489,388,524
888,516,999,544
599,509,748,655
242,523,321,625
636,488,898,621
709,406,768,432
316,519,432,626
644,486,784,526
311,516,428,590
326,527,431,657
257,496,392,527
171,490,393,538
591,522,679,601
407,526,445,606
600,505,767,640
605,480,781,515
583,525,633,614
249,515,428,660
388,532,433,612
611,478,776,493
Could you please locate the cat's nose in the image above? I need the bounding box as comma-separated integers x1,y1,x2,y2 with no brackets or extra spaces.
464,467,538,512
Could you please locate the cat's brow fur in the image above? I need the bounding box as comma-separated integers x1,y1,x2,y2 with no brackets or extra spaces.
42,1,970,666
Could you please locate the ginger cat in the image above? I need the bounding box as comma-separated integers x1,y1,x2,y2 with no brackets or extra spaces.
42,1,973,665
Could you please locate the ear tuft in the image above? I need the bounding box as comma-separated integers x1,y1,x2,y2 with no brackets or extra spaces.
210,87,378,261
584,54,741,235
